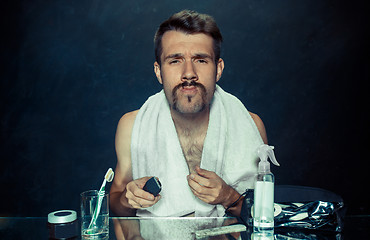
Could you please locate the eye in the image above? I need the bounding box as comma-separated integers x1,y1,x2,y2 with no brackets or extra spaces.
196,59,208,64
169,59,181,65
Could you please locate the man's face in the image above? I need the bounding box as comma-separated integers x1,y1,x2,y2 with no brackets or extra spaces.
154,30,224,115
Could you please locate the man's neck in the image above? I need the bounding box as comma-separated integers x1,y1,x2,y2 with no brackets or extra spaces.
170,107,210,136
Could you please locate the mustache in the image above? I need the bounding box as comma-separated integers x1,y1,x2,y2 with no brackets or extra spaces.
172,80,206,96
171,80,207,108
181,80,198,87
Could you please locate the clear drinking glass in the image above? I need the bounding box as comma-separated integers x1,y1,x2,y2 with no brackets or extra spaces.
80,190,109,239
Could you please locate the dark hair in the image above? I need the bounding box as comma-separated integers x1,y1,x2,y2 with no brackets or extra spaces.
154,10,223,65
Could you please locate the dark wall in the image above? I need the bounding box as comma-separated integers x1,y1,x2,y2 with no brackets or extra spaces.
1,0,368,216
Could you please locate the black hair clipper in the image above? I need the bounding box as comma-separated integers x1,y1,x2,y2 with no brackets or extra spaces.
143,177,162,196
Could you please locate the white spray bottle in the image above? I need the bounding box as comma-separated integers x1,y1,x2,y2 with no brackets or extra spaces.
253,144,280,235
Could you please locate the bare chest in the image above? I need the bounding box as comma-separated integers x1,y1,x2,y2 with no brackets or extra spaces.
178,135,205,174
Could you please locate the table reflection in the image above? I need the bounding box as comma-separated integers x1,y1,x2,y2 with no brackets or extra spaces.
113,217,240,240
0,215,367,239
112,217,344,240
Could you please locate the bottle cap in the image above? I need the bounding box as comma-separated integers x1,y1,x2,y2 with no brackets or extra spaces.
257,144,280,173
48,210,77,224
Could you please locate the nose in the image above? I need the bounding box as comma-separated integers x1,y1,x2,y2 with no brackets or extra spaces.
182,61,198,82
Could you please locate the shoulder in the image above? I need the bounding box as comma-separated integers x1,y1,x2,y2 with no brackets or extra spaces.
115,110,139,153
120,110,139,124
116,110,139,135
248,111,268,144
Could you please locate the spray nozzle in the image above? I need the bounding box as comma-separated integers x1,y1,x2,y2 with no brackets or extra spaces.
256,144,280,173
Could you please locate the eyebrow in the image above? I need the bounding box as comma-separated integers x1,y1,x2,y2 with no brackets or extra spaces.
193,53,213,60
164,53,213,61
164,53,183,61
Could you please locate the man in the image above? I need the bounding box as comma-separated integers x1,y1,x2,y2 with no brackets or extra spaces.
110,10,267,219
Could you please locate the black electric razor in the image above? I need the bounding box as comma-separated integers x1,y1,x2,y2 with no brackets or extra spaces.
143,177,162,197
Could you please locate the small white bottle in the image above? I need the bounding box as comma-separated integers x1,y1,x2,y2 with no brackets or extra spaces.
253,144,280,235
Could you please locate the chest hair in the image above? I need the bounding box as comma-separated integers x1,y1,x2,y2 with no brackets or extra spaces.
177,130,206,174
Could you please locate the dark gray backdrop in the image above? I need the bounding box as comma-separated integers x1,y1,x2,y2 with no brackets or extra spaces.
1,0,369,217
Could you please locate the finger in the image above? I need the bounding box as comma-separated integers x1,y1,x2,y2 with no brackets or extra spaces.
195,167,220,184
135,176,153,189
196,194,212,203
126,189,141,209
189,173,215,188
188,186,216,204
126,182,155,208
187,176,212,196
130,201,142,209
128,195,160,209
126,194,142,209
133,187,155,201
137,195,161,208
127,180,155,200
195,166,213,178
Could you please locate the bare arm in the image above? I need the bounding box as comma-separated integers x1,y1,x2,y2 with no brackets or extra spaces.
111,110,162,239
249,111,268,144
110,110,138,217
110,110,161,217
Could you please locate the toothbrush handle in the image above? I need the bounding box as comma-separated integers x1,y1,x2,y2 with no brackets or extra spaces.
88,187,106,229
99,179,107,192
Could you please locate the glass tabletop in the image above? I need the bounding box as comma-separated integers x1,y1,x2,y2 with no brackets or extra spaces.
0,215,368,239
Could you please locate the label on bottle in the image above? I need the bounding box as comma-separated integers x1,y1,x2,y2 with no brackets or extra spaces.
253,181,274,229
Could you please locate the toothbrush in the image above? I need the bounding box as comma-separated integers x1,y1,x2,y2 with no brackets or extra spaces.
88,168,114,230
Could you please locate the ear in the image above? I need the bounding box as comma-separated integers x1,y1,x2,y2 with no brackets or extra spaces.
216,58,224,82
154,62,163,84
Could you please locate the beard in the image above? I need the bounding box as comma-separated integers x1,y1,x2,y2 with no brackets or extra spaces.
171,80,208,114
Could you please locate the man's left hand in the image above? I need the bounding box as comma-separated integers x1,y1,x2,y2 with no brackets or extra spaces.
187,166,238,207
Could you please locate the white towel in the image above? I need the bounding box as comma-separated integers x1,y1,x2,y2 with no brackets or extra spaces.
131,85,264,217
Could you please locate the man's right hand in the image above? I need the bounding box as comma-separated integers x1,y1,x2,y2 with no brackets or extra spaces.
125,177,161,209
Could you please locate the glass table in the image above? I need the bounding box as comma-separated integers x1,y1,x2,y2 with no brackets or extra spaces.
0,215,368,239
